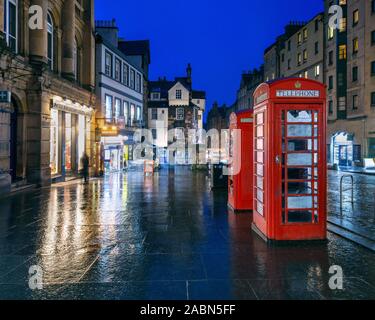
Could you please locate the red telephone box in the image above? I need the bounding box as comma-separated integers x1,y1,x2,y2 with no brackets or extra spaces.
228,110,253,212
252,78,327,241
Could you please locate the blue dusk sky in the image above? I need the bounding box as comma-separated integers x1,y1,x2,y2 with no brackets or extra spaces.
95,0,324,119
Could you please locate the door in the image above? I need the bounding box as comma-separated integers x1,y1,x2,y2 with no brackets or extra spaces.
9,102,17,182
339,145,348,166
279,107,321,225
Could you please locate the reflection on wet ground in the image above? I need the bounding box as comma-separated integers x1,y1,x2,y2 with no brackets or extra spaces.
328,171,375,236
0,167,374,300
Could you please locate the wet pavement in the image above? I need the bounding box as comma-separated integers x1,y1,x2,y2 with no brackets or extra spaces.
0,167,374,300
328,170,375,238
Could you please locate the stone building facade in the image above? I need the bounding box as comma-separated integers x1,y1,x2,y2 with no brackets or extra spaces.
0,0,96,194
148,64,206,164
325,0,375,166
279,13,324,82
234,67,264,112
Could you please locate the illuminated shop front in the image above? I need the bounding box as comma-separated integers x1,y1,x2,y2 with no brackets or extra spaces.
101,131,134,173
49,97,93,178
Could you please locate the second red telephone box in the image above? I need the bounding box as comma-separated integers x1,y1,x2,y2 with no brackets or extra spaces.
252,78,327,241
228,110,253,212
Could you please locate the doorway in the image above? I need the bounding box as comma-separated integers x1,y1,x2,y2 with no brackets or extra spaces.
9,99,18,182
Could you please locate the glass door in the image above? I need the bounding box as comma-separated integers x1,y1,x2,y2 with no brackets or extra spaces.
280,108,320,224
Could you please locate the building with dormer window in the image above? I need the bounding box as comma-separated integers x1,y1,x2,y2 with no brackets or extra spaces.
148,64,206,164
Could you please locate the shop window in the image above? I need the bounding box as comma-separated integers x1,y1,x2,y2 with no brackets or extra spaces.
65,113,72,172
50,109,59,175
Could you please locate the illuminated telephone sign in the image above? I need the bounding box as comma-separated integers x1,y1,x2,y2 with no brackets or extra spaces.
252,78,327,242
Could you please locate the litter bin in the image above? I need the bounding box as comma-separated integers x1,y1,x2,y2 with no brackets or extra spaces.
211,163,228,190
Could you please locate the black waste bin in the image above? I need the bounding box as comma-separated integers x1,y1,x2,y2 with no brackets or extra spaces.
211,163,228,190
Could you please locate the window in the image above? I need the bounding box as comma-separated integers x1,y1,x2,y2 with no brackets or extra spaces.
105,95,113,121
315,19,319,32
338,45,347,60
372,92,375,106
339,17,347,32
122,64,129,86
288,59,291,70
303,49,308,62
176,90,182,100
297,32,302,45
353,38,359,54
328,51,333,66
115,58,121,82
115,98,121,120
73,39,80,81
129,69,135,89
372,0,375,14
338,96,346,111
303,28,308,41
353,9,359,26
151,92,160,100
297,53,302,66
151,108,158,120
288,40,291,51
281,54,285,62
47,13,54,70
105,51,112,77
4,0,18,53
315,65,320,77
136,73,142,93
352,95,359,110
328,76,334,90
328,26,334,39
328,100,333,115
136,106,141,121
372,61,375,76
372,31,375,46
315,42,319,55
130,104,135,124
123,101,129,124
352,66,358,82
176,107,184,120
152,129,157,140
